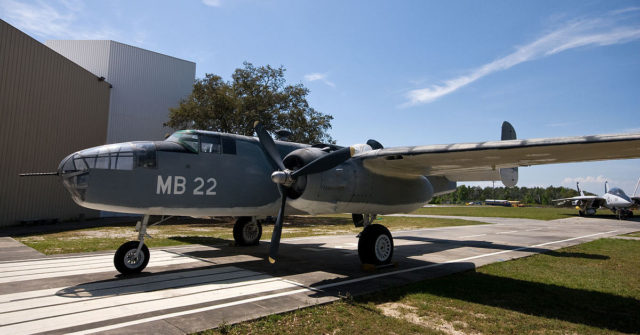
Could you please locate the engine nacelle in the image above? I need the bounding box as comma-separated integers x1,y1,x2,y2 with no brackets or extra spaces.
288,159,433,215
282,147,327,199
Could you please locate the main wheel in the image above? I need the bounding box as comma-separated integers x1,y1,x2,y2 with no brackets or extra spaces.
358,224,394,265
233,217,262,246
578,210,584,216
114,241,150,274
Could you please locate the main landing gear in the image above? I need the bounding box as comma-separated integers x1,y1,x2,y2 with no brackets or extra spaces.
615,209,634,220
233,217,263,246
114,215,172,275
353,213,394,265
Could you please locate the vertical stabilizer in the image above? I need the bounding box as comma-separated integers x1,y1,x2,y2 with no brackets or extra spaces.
605,181,608,194
500,121,518,187
577,182,584,196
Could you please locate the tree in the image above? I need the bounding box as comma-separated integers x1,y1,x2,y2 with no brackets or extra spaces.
165,62,334,144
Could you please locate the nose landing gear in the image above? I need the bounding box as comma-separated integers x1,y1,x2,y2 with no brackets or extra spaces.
114,215,172,275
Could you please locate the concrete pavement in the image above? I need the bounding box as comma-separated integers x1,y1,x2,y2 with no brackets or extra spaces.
0,215,639,334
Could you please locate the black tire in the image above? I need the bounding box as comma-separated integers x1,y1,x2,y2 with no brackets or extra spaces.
114,241,150,274
233,217,262,246
578,210,584,216
358,224,393,265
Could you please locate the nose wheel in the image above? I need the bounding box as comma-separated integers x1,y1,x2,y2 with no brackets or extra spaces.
114,241,150,274
358,224,394,265
113,214,172,275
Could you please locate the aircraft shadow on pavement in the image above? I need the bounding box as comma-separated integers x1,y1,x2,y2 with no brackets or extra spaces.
52,230,629,331
356,269,640,333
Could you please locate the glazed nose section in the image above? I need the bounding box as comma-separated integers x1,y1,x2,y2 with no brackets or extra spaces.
58,151,90,202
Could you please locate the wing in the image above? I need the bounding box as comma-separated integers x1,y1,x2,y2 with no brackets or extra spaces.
553,196,605,208
356,133,640,182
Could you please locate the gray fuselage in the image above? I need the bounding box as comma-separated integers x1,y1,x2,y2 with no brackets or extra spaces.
58,131,438,217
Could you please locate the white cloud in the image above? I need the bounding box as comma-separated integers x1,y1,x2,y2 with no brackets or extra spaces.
0,0,122,40
202,0,222,7
304,72,336,87
561,175,609,184
403,9,640,107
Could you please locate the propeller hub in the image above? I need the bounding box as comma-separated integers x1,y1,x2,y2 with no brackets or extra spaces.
271,170,294,187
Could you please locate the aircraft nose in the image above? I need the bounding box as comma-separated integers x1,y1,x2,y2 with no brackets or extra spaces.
58,151,90,202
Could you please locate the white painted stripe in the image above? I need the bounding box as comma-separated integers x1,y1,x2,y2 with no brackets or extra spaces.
495,230,519,234
0,267,240,305
0,267,246,310
0,268,299,335
0,251,203,284
0,245,213,264
2,271,270,320
0,253,188,273
460,234,486,238
526,228,543,231
68,230,618,335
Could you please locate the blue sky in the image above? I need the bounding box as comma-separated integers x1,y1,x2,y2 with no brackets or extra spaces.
2,0,639,195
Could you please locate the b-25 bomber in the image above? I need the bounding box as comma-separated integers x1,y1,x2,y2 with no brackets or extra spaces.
22,122,640,274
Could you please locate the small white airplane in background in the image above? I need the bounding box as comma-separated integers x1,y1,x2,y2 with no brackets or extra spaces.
554,180,640,219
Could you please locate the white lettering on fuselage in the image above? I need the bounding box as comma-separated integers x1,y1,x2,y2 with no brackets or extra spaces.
156,175,217,195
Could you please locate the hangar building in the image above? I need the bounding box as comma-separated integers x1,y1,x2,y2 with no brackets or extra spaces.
0,19,196,227
46,40,196,143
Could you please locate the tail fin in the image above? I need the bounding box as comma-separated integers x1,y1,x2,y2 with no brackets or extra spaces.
576,182,584,196
499,121,518,187
605,181,608,194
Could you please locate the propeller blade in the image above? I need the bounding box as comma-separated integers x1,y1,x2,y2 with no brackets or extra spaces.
291,146,353,178
254,121,285,171
268,185,287,263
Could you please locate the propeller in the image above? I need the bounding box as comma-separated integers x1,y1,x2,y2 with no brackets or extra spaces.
253,122,355,263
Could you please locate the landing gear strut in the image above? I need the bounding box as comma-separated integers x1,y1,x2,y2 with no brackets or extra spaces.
233,217,263,246
114,215,172,275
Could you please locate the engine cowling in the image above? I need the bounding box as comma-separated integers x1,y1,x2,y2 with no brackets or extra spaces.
282,147,326,199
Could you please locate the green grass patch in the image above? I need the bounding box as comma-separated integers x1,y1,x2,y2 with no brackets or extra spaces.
415,205,638,220
623,231,640,238
14,215,486,255
202,238,640,335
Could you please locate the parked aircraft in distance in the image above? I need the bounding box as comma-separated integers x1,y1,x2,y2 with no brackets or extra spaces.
554,181,640,218
21,122,640,274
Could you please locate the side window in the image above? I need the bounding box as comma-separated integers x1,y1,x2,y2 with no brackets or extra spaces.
222,137,237,155
200,135,221,154
134,143,157,168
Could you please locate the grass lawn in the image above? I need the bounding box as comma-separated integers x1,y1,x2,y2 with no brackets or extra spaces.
13,215,486,255
200,238,640,335
415,205,639,220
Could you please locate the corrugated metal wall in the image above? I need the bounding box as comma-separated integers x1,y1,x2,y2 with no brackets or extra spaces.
45,40,196,143
0,20,111,227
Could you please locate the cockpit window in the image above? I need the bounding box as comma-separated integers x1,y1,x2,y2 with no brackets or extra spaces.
609,187,630,201
133,143,156,168
166,131,199,153
200,134,221,153
64,143,135,173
